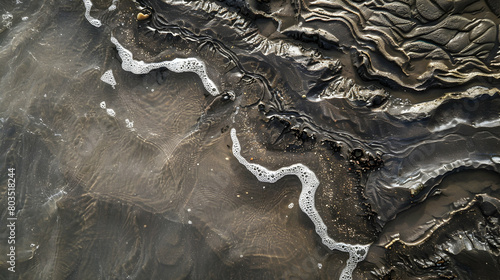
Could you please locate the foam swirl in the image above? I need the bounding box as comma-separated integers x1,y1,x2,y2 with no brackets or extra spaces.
110,36,219,96
231,128,370,280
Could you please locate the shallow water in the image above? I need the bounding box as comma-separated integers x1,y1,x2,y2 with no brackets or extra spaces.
0,0,499,279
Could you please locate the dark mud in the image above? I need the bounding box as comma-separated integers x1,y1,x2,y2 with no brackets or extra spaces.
0,0,499,279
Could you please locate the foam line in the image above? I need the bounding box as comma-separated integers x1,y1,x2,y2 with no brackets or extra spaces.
82,0,102,27
231,128,370,280
110,36,220,96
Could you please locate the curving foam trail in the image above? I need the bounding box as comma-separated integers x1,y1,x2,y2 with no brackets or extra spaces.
110,36,220,96
230,128,370,280
82,0,102,27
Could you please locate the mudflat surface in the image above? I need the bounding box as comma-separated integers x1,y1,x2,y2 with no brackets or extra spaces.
0,0,499,279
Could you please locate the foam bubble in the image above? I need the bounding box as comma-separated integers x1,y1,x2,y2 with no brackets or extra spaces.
82,0,102,27
106,108,115,117
100,70,116,89
230,128,370,280
125,119,133,128
110,36,220,96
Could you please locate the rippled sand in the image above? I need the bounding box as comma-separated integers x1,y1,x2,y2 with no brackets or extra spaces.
0,0,499,279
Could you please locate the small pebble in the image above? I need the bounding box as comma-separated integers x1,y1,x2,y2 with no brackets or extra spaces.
137,12,150,20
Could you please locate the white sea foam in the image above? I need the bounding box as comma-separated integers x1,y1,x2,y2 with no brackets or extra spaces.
108,0,118,11
2,12,13,28
82,0,102,27
100,70,116,89
110,36,220,96
99,101,116,117
125,119,133,128
106,108,116,117
230,128,370,280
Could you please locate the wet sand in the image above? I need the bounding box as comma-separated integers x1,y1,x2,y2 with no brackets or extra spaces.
0,0,499,279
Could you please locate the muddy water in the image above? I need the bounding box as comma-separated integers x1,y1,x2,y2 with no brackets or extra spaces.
0,0,499,279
